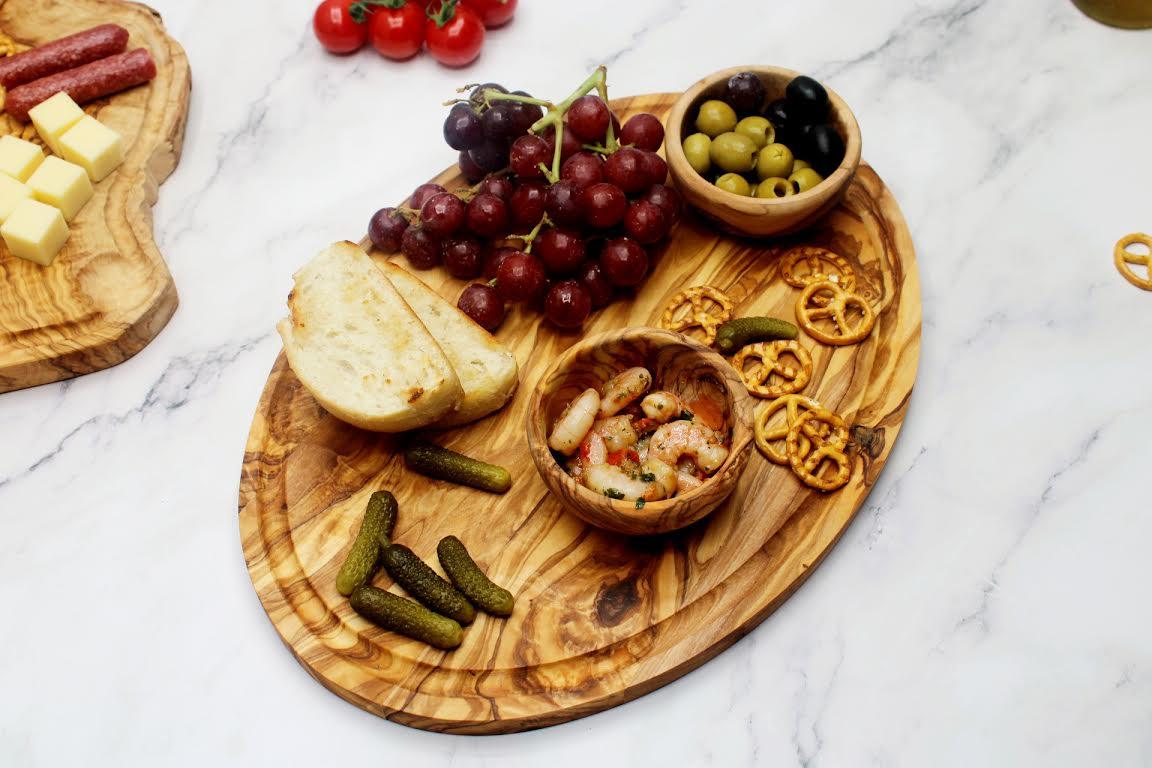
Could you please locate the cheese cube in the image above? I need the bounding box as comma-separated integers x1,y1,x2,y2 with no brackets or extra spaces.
1,199,70,266
0,135,45,182
59,116,124,182
0,173,33,224
27,156,93,221
29,92,85,156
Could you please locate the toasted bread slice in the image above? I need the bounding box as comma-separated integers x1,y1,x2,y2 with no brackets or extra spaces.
277,242,462,432
381,261,519,427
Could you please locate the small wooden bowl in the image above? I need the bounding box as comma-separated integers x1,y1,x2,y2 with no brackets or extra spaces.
666,65,862,238
526,328,754,536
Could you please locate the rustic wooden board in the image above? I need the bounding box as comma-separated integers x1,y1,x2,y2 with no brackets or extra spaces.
239,93,921,734
0,0,190,393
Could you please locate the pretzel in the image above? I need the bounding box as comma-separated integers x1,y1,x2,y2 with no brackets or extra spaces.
753,395,823,465
731,340,812,399
781,246,857,293
660,286,734,346
796,279,875,346
1114,233,1152,291
785,409,851,491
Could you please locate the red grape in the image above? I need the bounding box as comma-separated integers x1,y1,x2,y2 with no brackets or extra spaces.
581,182,628,229
458,150,484,182
604,148,648,195
411,183,447,210
442,237,483,278
544,280,592,328
496,251,547,302
536,227,586,276
619,113,665,152
469,140,508,173
543,124,581,163
444,104,483,151
624,199,669,244
509,93,544,134
458,283,506,331
368,207,409,252
567,95,610,142
465,193,509,238
509,181,547,229
545,180,585,227
479,175,515,200
579,260,614,308
561,151,605,189
421,192,466,238
639,151,668,186
600,237,648,286
510,134,549,179
644,184,682,223
401,226,441,270
483,245,518,280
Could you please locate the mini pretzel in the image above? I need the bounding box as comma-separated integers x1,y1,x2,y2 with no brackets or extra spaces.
1114,233,1152,291
781,246,857,293
753,394,823,465
785,409,851,492
796,279,876,346
731,341,812,398
660,286,734,346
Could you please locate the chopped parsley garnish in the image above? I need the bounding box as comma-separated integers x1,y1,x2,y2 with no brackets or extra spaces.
604,488,625,500
635,498,646,509
639,472,656,482
679,409,694,421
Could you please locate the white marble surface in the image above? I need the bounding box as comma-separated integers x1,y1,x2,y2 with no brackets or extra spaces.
2,0,1152,764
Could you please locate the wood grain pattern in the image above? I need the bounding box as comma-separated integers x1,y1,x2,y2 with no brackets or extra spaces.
239,93,921,734
0,0,189,393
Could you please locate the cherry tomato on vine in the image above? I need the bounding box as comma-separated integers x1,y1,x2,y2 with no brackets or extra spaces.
369,2,425,59
313,0,369,54
426,1,486,67
461,0,518,28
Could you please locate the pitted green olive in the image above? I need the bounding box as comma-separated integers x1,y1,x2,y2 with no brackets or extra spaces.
715,173,752,196
755,143,795,180
710,132,757,173
695,99,738,137
734,116,774,149
682,133,712,174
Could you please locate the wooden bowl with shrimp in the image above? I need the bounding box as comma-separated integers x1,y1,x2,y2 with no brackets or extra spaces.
527,327,754,536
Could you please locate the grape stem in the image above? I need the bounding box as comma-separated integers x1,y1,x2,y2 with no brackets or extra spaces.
512,215,552,254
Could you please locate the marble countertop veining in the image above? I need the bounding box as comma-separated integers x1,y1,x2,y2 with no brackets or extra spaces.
2,0,1151,765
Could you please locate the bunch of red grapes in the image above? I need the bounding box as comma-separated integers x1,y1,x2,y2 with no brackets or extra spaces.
367,77,681,331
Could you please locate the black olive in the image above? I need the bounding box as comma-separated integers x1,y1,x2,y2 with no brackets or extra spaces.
724,71,765,116
764,99,802,148
803,123,846,176
786,75,830,121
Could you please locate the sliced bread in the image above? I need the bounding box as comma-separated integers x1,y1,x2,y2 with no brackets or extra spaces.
277,241,463,432
380,261,519,427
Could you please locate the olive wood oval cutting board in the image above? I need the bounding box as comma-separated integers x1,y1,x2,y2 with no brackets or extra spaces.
239,93,921,734
0,0,190,393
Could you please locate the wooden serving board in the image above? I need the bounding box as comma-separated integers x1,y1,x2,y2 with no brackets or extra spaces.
0,0,190,393
239,93,921,734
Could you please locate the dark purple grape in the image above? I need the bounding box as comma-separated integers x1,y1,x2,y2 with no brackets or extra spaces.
579,260,614,308
509,181,547,230
603,148,648,195
545,180,585,227
401,226,441,270
638,151,668,187
536,228,586,276
458,150,484,182
420,192,465,238
509,91,544,134
561,151,605,189
482,103,517,143
619,113,665,152
479,176,514,201
442,237,483,279
444,104,483,151
510,134,549,179
544,280,592,329
458,284,506,331
469,141,508,173
469,82,507,105
624,200,669,245
465,193,510,239
567,95,610,142
368,207,408,252
411,183,447,210
644,184,682,224
725,72,766,115
600,237,648,286
495,251,547,302
582,182,627,229
483,245,518,281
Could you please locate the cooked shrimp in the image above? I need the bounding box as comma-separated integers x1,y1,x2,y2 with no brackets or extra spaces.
578,430,607,466
676,472,704,495
598,367,652,417
641,391,686,423
582,458,678,502
549,388,601,455
593,416,638,452
649,420,730,474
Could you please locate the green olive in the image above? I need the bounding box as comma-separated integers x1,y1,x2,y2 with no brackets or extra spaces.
754,177,794,199
695,99,738,137
756,143,795,180
715,173,752,196
682,133,712,175
734,116,774,149
710,132,757,173
789,167,824,193
793,158,811,171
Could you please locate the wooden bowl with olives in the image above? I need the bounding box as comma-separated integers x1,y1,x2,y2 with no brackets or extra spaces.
666,65,862,237
526,327,754,536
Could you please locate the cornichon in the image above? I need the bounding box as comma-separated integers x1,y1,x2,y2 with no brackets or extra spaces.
404,441,512,494
437,535,515,617
335,491,398,597
715,316,799,354
349,585,463,650
381,544,476,625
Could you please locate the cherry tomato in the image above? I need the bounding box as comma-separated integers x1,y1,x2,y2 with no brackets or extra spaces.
369,2,425,59
313,0,369,54
426,1,485,67
462,0,518,27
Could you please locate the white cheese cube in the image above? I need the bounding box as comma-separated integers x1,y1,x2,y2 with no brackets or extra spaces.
0,135,45,182
29,92,85,156
1,199,70,266
27,156,93,221
0,173,33,224
59,116,124,182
